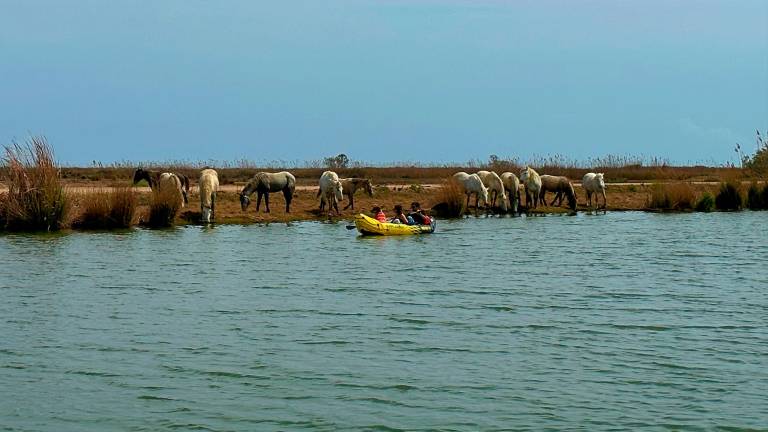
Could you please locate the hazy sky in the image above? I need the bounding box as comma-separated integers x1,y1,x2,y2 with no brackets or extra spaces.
1,0,766,165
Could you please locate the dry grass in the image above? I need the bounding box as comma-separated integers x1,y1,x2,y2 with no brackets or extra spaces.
147,187,182,228
1,137,69,231
73,186,137,229
430,179,466,217
647,183,695,211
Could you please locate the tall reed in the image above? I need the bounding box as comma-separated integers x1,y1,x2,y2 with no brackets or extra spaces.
1,137,69,231
147,186,181,228
431,179,466,217
715,181,742,211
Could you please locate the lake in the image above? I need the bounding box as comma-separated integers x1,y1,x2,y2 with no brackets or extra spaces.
1,212,766,431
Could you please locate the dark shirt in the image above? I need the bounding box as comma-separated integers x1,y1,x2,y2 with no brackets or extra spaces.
409,211,426,224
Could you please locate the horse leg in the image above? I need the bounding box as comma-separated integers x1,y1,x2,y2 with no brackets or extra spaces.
343,193,351,210
465,194,471,214
602,190,607,210
551,192,561,207
211,193,216,222
264,193,270,213
284,190,292,213
256,192,263,212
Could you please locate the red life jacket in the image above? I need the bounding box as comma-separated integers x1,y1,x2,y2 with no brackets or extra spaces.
422,215,432,225
375,211,387,222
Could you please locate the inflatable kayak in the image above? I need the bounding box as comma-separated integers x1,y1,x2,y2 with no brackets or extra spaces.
353,213,436,236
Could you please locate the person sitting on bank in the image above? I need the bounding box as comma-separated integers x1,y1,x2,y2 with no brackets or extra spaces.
409,202,431,225
371,206,387,222
391,204,413,224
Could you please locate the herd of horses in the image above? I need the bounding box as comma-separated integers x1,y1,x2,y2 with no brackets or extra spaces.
131,166,605,223
452,168,607,213
131,168,373,223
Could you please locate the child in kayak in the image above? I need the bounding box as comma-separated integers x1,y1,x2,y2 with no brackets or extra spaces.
391,205,413,224
371,206,387,222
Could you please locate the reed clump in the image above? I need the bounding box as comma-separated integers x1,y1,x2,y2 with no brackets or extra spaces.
431,179,465,217
715,181,742,211
647,183,694,211
73,186,137,229
746,182,767,210
147,186,181,227
694,192,715,212
1,137,69,231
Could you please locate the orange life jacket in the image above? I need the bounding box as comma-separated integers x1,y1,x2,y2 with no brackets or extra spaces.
375,211,386,222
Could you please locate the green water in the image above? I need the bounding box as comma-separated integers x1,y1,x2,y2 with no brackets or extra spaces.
1,212,766,431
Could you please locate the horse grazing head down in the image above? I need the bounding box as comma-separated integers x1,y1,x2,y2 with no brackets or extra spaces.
363,179,373,197
596,173,605,189
239,193,251,211
333,180,344,201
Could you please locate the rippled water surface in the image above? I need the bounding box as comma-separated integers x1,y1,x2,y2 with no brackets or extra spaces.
1,212,767,431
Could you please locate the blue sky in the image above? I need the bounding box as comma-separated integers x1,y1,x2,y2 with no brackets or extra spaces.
1,0,766,165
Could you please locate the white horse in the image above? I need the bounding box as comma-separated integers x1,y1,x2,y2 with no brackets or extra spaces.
476,171,508,212
157,173,186,208
519,166,542,209
452,172,489,212
583,172,606,209
500,172,520,213
199,168,219,223
317,171,344,215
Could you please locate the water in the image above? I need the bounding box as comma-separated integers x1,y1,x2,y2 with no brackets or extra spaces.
1,212,767,431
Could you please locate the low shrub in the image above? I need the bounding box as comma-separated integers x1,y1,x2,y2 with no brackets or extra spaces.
715,181,742,211
147,186,181,227
1,137,69,231
695,192,715,212
647,183,694,211
746,182,766,210
73,186,137,229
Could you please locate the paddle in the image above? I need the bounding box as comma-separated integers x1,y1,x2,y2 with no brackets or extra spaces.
345,224,356,230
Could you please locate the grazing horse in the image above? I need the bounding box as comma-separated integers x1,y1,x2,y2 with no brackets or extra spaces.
317,171,344,215
583,172,607,209
476,170,508,212
500,172,521,214
519,166,542,209
240,171,296,213
133,168,189,205
540,175,577,210
199,168,219,223
339,178,373,210
452,172,489,212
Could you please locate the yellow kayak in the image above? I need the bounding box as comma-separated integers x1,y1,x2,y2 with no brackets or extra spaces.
353,213,436,236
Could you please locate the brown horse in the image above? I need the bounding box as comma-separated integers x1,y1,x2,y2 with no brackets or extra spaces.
539,175,577,210
340,178,373,210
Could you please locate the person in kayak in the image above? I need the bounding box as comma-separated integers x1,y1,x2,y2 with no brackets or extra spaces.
391,205,413,224
409,202,432,225
371,206,387,222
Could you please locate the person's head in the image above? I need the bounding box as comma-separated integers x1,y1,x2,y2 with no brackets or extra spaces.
371,206,381,215
410,202,421,212
394,204,404,215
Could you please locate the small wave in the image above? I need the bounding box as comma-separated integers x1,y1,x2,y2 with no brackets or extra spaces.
66,370,121,377
137,395,175,401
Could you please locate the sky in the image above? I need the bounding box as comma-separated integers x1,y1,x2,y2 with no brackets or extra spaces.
1,0,766,166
